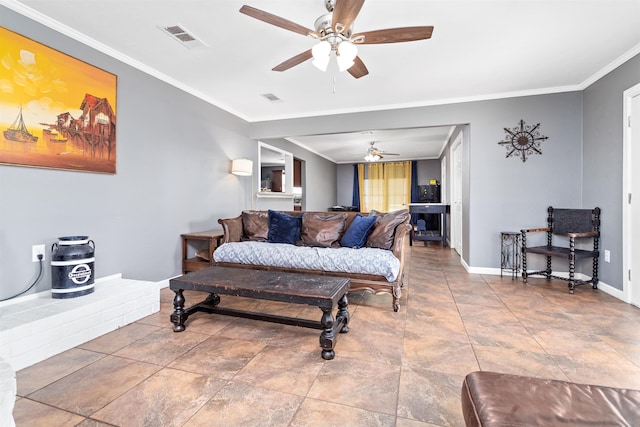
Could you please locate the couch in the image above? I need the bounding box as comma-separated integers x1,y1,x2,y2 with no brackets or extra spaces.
213,209,412,311
461,371,640,426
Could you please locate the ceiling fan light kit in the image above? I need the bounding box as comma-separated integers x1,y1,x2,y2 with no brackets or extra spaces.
312,38,358,72
239,0,434,79
364,141,399,161
364,153,381,162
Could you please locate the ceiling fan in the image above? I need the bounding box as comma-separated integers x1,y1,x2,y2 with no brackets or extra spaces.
239,0,434,78
365,142,399,161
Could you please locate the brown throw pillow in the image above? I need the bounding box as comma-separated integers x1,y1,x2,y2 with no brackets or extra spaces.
242,210,268,241
300,213,347,247
366,209,410,250
220,215,243,242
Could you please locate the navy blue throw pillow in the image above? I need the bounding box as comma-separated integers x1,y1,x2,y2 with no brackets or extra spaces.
340,214,377,248
267,210,302,245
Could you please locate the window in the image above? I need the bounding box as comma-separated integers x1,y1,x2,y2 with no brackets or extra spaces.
359,161,411,212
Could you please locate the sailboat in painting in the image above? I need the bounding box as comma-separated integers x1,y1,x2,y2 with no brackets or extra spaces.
3,106,38,143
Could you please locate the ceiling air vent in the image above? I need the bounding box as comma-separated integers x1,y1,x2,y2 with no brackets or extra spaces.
261,93,283,103
159,24,207,49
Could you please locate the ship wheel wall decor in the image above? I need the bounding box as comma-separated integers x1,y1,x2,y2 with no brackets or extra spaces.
498,119,549,162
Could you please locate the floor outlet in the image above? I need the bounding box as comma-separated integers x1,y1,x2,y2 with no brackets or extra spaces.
32,244,45,262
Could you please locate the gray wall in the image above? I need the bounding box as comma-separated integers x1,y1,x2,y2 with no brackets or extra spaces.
336,164,354,207
251,92,584,273
416,159,442,187
583,54,640,290
0,7,336,300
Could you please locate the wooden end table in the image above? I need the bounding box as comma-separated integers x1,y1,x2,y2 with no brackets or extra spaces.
181,229,224,274
169,266,350,360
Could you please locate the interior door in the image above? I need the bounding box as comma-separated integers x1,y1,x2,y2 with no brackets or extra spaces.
629,89,640,306
451,134,463,255
440,155,447,204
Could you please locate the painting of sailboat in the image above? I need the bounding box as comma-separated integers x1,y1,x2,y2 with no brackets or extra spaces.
0,26,117,173
3,106,38,143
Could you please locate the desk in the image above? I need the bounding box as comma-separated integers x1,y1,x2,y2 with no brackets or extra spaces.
406,203,449,247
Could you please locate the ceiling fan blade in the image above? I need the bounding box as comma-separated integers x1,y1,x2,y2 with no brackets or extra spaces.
353,26,434,44
371,144,399,156
332,0,365,33
240,5,319,38
272,50,313,72
347,56,369,79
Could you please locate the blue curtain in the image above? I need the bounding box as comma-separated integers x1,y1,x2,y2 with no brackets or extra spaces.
410,161,419,224
352,164,360,211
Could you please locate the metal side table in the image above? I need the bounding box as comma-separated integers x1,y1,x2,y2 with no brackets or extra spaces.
500,231,521,279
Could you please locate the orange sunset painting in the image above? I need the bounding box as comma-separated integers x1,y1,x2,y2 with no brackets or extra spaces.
1,26,117,173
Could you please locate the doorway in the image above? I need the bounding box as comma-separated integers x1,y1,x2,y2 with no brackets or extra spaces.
450,133,463,255
623,83,640,307
440,155,447,204
293,157,303,211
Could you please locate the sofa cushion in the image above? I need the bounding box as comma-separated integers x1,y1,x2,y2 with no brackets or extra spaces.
267,210,301,245
242,210,268,241
461,371,640,427
214,241,401,281
340,214,377,249
300,213,347,248
366,209,410,250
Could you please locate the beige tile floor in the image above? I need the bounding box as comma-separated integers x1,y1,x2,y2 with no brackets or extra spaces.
13,243,640,426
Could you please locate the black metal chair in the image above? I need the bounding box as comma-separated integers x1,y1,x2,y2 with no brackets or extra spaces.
521,206,600,293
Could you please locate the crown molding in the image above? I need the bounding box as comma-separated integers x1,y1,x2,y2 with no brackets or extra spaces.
0,0,251,122
3,0,639,123
579,42,640,89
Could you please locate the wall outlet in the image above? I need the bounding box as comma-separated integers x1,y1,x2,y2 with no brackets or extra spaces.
604,249,610,263
32,244,45,262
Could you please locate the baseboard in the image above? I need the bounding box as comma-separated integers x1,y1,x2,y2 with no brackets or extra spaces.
592,280,624,300
465,265,498,275
158,275,182,290
462,265,626,303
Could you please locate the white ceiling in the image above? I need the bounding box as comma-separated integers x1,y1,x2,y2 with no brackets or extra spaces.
6,0,640,163
288,126,456,163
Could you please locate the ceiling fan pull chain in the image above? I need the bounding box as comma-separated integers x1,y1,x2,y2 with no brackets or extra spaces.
333,73,336,94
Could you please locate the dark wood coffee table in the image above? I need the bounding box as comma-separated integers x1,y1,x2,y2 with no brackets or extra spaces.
169,266,350,360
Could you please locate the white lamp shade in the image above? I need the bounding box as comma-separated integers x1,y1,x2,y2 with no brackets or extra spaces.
312,41,331,71
231,158,253,176
338,41,357,61
312,40,331,59
337,56,355,72
336,41,357,71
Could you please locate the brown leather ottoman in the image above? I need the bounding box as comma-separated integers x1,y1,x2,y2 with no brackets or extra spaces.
461,371,640,426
